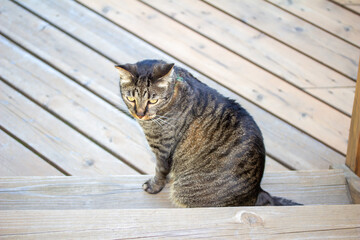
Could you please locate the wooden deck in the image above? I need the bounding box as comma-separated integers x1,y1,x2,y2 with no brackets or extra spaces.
1,0,359,176
0,0,360,238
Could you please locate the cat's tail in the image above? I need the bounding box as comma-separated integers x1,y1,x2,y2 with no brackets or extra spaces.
255,189,302,206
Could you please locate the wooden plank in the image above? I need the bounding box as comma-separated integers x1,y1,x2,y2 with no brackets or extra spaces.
0,170,350,210
348,177,360,203
0,1,123,111
0,4,282,174
346,59,360,176
0,129,63,176
0,81,138,176
268,0,360,48
1,205,359,239
143,0,355,115
332,0,360,14
265,156,289,171
77,0,350,155
205,0,360,80
6,0,345,170
0,35,155,175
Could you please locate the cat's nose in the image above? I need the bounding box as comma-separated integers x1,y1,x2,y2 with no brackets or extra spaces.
136,110,146,119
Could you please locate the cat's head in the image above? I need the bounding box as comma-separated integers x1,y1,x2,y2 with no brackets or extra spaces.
115,60,176,121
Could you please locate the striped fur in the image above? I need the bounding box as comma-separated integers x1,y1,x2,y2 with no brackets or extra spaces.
116,60,297,207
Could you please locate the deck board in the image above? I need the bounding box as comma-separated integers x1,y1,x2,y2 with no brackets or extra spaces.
332,0,360,14
5,0,345,172
0,129,63,176
0,80,137,176
78,0,350,155
143,0,355,115
0,0,356,175
0,35,155,174
0,1,359,237
0,170,351,210
1,205,359,239
1,1,288,173
268,0,360,47
205,0,360,80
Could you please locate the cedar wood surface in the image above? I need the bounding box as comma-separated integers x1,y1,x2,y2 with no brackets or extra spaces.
0,0,358,176
346,63,360,175
0,0,360,239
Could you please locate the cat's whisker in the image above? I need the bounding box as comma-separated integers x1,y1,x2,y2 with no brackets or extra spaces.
151,118,163,127
157,118,175,128
156,115,175,121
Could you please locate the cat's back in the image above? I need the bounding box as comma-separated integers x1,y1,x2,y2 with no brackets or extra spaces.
173,68,263,162
170,68,265,207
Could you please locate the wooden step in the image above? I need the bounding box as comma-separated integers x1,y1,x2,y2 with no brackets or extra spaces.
1,170,358,238
0,170,352,210
1,205,359,239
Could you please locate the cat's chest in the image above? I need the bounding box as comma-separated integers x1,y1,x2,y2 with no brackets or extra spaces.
141,121,175,142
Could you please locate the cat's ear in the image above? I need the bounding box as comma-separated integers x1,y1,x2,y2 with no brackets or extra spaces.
153,63,175,88
115,64,136,84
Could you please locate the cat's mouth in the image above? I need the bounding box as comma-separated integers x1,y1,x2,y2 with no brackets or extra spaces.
131,112,155,121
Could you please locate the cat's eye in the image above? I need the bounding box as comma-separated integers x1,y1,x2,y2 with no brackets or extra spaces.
149,99,158,104
126,96,135,102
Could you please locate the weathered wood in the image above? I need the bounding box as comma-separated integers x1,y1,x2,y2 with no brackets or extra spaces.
330,163,360,203
0,205,359,239
265,156,289,171
8,0,345,170
205,0,360,80
0,81,138,176
0,170,351,210
0,129,63,176
332,0,360,14
346,60,360,176
78,0,350,154
143,0,355,115
348,177,360,203
0,9,283,175
0,35,155,175
269,0,360,47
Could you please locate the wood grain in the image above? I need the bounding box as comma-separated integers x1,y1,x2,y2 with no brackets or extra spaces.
0,129,63,176
346,59,360,176
0,34,155,175
205,0,360,80
0,170,351,210
332,0,360,14
265,156,289,171
143,0,355,115
77,0,350,154
0,81,137,176
0,205,359,239
269,0,360,47
8,0,345,170
348,177,360,203
0,5,284,174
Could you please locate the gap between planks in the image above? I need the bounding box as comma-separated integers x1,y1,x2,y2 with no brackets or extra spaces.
0,79,139,176
76,0,351,154
266,0,360,48
204,0,359,81
0,0,346,171
0,33,289,174
0,0,344,172
141,0,355,116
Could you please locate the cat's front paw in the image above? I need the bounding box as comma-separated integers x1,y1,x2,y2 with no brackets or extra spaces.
142,177,165,194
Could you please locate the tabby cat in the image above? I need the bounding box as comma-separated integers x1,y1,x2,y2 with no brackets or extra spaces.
115,60,300,207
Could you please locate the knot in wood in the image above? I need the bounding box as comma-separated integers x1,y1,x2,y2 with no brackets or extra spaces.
234,211,264,227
